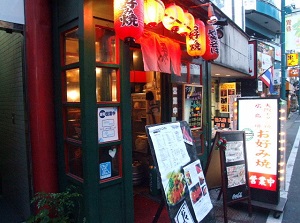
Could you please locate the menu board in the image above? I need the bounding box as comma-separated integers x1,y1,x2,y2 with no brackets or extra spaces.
205,131,252,222
183,84,203,130
145,121,213,223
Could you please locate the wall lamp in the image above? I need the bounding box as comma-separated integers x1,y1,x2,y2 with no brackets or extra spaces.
190,2,218,25
216,25,224,39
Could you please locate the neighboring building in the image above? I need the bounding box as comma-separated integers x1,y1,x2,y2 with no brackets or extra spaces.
243,0,282,96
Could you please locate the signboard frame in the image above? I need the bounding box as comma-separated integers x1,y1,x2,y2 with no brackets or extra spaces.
145,121,213,223
237,97,280,204
205,130,252,222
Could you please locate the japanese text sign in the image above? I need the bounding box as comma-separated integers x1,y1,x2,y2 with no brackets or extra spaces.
237,98,278,192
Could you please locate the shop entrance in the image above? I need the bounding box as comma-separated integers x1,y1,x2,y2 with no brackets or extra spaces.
131,70,162,193
130,69,170,221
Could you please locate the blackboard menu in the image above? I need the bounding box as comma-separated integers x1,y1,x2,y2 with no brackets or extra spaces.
183,84,203,130
145,121,213,223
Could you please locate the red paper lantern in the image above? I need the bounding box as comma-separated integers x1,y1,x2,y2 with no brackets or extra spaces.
114,0,144,43
202,24,220,61
186,19,206,57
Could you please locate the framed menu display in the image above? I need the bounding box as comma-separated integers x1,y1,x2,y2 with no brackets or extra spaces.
205,131,252,223
145,121,213,223
183,84,203,130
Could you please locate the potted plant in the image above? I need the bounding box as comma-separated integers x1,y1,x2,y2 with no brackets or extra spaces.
27,186,82,223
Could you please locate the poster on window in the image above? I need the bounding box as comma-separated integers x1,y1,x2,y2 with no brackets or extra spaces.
219,83,236,113
97,107,119,143
146,121,213,223
183,84,203,130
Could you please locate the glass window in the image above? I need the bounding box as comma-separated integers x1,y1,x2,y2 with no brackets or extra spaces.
67,144,83,179
66,107,81,140
172,62,188,83
99,146,120,181
64,28,79,65
190,64,201,84
96,67,117,102
66,68,80,102
95,26,117,63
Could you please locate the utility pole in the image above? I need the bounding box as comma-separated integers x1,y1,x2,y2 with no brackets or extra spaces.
281,0,286,100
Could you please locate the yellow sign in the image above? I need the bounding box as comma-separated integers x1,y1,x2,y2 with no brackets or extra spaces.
287,53,299,67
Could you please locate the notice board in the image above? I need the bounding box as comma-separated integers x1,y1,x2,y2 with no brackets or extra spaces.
145,121,213,223
205,131,252,222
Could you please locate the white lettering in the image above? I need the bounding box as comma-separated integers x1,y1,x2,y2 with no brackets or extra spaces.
232,192,243,200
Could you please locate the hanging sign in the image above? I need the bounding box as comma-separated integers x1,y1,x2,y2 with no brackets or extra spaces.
114,0,144,42
186,19,206,57
145,121,213,223
202,24,220,61
237,98,280,204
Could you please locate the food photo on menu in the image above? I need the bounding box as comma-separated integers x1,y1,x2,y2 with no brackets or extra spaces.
164,169,186,206
183,160,213,222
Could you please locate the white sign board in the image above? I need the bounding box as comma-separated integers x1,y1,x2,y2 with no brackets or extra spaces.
97,107,119,143
238,98,278,192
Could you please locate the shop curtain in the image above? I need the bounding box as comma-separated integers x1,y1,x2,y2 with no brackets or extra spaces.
137,31,181,76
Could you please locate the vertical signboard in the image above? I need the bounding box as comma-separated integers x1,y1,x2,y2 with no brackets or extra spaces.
257,41,275,77
285,11,300,52
145,121,213,223
237,98,280,204
248,41,256,77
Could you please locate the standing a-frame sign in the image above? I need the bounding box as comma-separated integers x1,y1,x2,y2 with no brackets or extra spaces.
145,121,213,223
205,131,252,223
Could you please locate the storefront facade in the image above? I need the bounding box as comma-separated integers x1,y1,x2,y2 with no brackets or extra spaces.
0,0,253,222
51,1,215,222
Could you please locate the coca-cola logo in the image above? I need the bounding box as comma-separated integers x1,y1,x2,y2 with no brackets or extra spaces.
232,192,243,200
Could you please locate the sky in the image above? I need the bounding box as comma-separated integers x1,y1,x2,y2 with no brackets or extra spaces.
286,0,300,8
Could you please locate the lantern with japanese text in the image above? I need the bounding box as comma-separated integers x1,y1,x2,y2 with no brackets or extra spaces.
144,0,165,27
162,4,184,33
114,0,144,43
178,10,195,36
186,19,206,57
202,24,220,61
